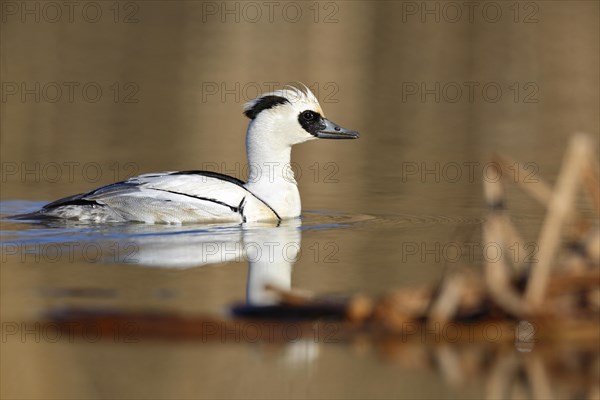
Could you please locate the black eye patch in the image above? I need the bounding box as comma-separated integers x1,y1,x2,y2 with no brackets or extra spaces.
298,110,325,136
244,96,290,119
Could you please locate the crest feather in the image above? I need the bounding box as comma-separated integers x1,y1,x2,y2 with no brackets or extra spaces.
243,83,322,119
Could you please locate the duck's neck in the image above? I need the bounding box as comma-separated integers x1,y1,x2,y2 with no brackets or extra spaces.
244,125,301,219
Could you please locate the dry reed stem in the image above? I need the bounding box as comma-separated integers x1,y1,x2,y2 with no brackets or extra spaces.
428,274,465,324
495,153,552,207
500,214,528,273
496,149,596,259
483,163,529,316
484,213,529,316
582,159,600,214
526,134,592,307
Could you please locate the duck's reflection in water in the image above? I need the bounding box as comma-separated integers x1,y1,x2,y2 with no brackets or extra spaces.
107,218,301,305
103,218,319,365
243,221,299,305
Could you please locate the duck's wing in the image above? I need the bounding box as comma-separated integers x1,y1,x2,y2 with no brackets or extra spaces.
38,171,280,224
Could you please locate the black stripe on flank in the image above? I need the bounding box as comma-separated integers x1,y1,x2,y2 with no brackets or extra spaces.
244,96,290,120
238,197,247,223
260,200,281,221
168,170,246,186
153,189,239,213
167,170,281,220
11,196,104,221
42,194,103,210
155,189,282,222
87,180,138,196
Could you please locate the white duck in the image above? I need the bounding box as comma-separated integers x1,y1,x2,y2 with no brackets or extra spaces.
20,86,359,224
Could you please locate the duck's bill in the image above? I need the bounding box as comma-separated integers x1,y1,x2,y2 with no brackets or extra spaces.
316,118,360,139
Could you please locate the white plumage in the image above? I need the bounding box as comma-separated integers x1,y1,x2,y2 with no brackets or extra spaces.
18,85,359,224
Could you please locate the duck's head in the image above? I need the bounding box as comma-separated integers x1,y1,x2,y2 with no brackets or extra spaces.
243,85,359,147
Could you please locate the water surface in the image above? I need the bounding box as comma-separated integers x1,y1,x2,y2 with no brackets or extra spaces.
1,1,598,398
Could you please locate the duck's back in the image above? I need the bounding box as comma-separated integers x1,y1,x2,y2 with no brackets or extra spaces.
22,171,280,224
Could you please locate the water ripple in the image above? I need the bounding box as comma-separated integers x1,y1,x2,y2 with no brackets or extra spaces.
2,200,490,245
